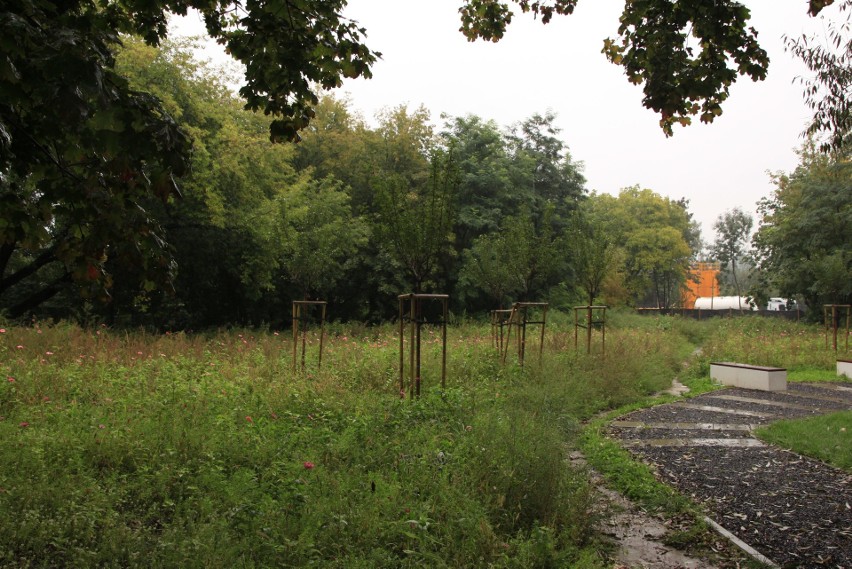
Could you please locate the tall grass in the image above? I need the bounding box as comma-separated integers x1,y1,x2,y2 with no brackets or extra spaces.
0,315,697,567
682,316,843,380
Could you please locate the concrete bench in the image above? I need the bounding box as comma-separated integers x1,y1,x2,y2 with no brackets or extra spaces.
710,362,787,392
838,359,852,379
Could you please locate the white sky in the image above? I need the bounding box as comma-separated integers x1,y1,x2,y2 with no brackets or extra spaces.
170,1,836,246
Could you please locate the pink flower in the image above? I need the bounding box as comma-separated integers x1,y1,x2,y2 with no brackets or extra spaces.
19,422,29,428
45,351,53,356
0,328,5,333
303,461,315,470
16,345,23,350
6,377,14,383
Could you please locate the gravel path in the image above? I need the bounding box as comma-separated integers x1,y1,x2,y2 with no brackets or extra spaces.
607,382,852,569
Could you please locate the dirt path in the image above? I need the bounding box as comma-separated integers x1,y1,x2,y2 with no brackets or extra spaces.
579,451,724,569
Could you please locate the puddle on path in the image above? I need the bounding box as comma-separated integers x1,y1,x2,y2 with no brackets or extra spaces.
570,450,724,569
621,437,765,448
677,403,772,418
706,394,818,411
611,421,755,431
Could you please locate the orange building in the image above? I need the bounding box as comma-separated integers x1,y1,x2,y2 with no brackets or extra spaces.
682,262,720,308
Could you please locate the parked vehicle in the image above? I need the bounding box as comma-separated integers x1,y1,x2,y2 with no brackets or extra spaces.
765,297,797,311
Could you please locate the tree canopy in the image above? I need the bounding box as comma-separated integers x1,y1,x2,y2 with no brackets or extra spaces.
752,144,852,310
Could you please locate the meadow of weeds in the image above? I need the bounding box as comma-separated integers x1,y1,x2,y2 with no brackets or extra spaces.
0,313,842,567
683,315,844,381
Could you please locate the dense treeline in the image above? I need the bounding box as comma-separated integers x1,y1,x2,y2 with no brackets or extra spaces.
2,39,847,328
0,39,700,327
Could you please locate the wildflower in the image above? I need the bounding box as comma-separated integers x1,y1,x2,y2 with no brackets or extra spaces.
137,351,143,356
6,377,13,383
245,415,253,423
0,328,5,333
303,461,315,470
19,422,29,428
98,424,105,429
399,389,406,399
45,351,53,356
16,345,23,350
270,411,278,420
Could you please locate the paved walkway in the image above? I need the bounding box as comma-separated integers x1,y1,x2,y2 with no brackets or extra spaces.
608,382,852,569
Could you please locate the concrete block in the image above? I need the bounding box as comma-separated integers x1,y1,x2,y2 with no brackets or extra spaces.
838,359,852,379
710,362,787,392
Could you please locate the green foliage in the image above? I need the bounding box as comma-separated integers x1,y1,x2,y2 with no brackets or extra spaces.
785,0,852,153
1,0,379,317
0,315,708,566
569,207,618,306
0,0,192,315
458,0,770,136
280,176,369,298
580,426,693,517
441,115,519,251
459,231,516,308
755,411,852,472
602,1,768,135
374,148,458,293
686,316,838,372
710,207,753,299
753,146,852,310
587,188,698,308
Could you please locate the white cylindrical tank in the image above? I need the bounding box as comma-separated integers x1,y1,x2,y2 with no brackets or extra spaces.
693,296,757,311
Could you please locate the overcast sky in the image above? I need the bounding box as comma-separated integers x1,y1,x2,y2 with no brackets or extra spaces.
171,1,835,246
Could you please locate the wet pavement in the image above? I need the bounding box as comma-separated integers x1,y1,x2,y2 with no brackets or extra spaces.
607,381,852,569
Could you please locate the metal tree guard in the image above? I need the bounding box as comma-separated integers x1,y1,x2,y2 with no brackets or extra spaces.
491,309,513,353
501,302,548,366
292,300,327,372
574,305,607,355
398,294,449,398
823,304,851,352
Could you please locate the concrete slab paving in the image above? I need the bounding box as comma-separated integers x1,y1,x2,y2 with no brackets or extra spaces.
608,382,852,568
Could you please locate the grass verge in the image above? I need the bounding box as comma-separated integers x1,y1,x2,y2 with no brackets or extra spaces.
754,411,852,472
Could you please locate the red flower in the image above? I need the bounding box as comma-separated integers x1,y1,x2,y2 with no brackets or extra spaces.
245,416,253,423
19,422,29,428
303,461,315,470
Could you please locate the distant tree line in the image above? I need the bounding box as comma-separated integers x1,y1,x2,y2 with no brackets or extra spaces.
1,40,707,327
